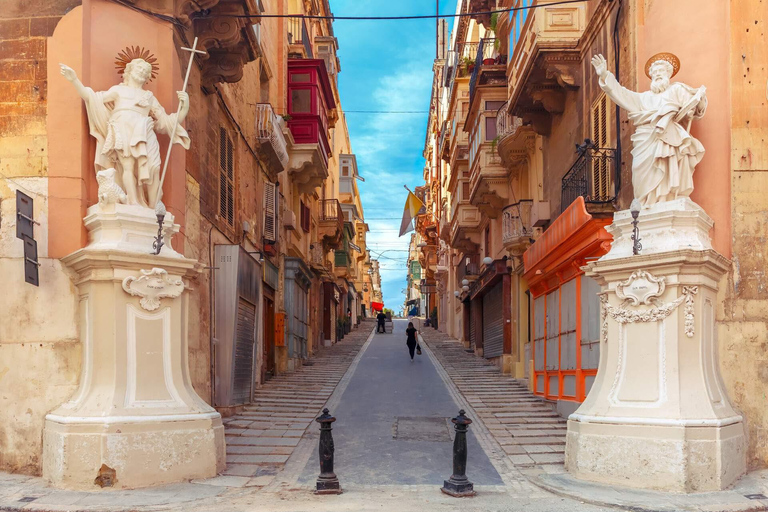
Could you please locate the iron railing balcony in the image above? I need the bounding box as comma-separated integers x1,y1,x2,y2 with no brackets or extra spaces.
502,200,533,254
255,103,289,171
287,16,313,58
561,141,618,214
469,38,497,105
495,101,523,143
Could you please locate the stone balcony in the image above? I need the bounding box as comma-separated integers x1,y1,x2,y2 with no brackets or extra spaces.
468,143,509,219
502,200,533,256
318,199,344,249
449,201,481,255
495,104,538,169
255,103,289,173
506,0,589,134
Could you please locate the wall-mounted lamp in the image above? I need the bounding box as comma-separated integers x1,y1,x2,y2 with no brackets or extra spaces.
247,251,265,263
482,256,493,265
461,279,469,286
462,285,469,292
454,291,460,297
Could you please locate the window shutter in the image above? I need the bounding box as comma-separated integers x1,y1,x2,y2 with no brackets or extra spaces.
263,181,276,242
219,128,235,226
590,93,611,201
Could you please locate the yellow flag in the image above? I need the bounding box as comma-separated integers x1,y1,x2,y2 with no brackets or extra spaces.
399,192,425,237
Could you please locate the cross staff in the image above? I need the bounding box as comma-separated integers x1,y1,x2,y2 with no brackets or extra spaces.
154,37,206,208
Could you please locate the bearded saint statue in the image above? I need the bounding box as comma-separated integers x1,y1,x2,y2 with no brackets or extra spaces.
60,51,190,208
591,53,707,206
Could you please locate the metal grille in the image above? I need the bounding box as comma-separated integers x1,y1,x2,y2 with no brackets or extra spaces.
483,282,504,359
219,128,235,226
233,297,256,403
561,143,617,213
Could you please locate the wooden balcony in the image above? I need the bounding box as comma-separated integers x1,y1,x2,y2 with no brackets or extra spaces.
318,199,344,249
287,59,336,194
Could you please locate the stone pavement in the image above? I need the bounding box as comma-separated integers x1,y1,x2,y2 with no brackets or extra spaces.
296,318,503,486
220,322,374,485
418,327,566,469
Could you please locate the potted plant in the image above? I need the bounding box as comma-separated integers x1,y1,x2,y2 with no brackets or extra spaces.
462,56,475,74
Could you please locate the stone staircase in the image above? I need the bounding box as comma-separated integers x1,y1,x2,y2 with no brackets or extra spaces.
220,322,373,484
420,328,566,468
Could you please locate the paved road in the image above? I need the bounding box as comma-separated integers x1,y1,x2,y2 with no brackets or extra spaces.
300,319,503,486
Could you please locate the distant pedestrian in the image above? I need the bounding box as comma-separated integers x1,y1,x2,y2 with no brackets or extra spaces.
405,322,422,361
377,311,387,333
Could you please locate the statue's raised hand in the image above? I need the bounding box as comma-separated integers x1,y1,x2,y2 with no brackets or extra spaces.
591,54,608,79
59,64,78,82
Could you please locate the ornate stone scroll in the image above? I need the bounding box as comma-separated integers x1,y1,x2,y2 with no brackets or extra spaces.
122,268,184,311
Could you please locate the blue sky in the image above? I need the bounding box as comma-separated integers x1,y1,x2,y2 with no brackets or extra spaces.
332,0,456,310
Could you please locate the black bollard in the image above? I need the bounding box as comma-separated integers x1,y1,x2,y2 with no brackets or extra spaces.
315,408,342,494
441,409,476,497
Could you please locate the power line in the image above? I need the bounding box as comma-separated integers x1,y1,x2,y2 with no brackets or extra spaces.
345,110,429,114
195,0,587,21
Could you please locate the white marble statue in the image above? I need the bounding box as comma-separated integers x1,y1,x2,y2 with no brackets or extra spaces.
591,53,707,206
59,59,190,208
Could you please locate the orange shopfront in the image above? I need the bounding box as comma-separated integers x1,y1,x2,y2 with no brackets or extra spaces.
523,198,612,416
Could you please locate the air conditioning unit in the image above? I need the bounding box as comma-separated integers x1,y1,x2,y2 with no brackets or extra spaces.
283,209,297,231
531,201,551,227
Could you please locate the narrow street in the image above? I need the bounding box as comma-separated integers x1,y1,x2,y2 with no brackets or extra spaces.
296,319,502,486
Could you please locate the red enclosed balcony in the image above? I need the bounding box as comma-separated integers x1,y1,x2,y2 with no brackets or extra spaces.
286,60,336,194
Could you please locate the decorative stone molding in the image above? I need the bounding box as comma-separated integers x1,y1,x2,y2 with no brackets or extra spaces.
122,268,185,311
192,1,261,93
615,270,666,306
600,285,698,336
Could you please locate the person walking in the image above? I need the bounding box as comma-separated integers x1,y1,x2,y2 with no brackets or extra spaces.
376,311,387,333
405,322,422,361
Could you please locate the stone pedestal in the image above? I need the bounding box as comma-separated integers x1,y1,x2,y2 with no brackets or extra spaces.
43,204,225,490
565,200,746,493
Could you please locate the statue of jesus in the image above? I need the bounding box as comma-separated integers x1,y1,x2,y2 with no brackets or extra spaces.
591,53,707,206
60,57,190,208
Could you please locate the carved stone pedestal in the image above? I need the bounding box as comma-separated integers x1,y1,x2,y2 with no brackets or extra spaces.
42,204,225,490
565,201,746,492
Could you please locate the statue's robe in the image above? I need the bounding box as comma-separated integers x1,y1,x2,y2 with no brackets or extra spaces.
81,85,189,206
599,72,707,206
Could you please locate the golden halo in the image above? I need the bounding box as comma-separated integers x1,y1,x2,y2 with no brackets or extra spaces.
645,52,680,79
114,46,159,82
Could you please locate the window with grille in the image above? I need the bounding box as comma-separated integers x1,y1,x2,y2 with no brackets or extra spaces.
590,92,612,201
219,127,235,226
300,200,310,232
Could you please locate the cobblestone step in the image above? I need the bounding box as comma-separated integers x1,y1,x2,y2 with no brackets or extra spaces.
221,322,372,484
420,328,567,472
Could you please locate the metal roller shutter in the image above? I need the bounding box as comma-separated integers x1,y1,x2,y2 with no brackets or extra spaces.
483,281,504,359
469,301,476,350
233,297,256,403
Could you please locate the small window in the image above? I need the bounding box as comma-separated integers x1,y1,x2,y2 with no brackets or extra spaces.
342,165,349,177
300,200,310,232
290,89,312,113
485,100,505,112
219,127,234,226
290,72,311,83
485,116,498,141
461,181,470,200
